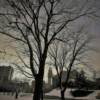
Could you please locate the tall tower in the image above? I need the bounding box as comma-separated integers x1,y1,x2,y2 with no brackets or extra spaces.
48,67,52,86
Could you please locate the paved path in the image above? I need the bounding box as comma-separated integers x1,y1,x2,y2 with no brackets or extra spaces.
0,95,32,100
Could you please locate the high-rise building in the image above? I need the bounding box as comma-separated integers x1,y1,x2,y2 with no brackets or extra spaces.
48,67,53,86
0,66,13,83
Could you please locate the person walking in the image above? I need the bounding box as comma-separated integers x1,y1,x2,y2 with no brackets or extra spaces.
15,89,18,99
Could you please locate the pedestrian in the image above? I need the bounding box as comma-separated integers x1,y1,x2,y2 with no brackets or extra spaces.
15,90,18,99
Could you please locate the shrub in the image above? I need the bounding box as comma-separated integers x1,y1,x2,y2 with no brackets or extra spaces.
71,90,94,97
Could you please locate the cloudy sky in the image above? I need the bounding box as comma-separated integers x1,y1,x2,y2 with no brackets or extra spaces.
0,0,100,79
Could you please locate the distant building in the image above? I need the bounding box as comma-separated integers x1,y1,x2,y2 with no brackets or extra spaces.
0,66,31,93
48,67,53,86
52,70,78,88
0,66,13,83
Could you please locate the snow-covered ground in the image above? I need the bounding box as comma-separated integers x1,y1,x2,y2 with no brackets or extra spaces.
0,89,100,100
45,89,100,100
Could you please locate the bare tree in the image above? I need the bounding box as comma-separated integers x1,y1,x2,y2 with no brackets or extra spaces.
0,0,99,100
49,28,93,100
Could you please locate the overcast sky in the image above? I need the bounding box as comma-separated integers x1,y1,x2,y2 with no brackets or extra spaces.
0,0,100,79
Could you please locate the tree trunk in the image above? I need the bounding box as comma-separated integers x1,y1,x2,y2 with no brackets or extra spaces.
61,90,65,100
33,46,48,100
33,77,43,100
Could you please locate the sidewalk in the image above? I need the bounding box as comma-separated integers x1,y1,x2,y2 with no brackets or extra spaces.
0,95,32,100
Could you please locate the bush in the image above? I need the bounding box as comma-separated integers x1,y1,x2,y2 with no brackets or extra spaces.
71,90,94,97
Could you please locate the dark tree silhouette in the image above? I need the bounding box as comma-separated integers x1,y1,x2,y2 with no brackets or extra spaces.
49,27,95,100
75,70,89,90
0,0,100,100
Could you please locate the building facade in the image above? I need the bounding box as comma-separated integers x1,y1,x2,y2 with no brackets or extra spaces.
0,66,13,83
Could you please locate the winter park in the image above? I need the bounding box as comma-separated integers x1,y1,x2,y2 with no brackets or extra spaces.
0,0,100,100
